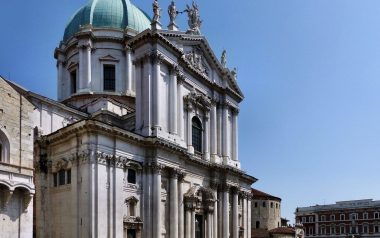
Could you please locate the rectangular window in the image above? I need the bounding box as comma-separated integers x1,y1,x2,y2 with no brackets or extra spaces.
70,70,77,94
340,226,345,234
127,169,136,184
321,215,326,221
309,227,313,235
309,216,314,222
363,213,368,219
58,170,66,186
340,214,345,220
254,202,258,208
53,173,58,187
104,65,116,91
67,169,71,184
271,202,273,208
375,225,379,233
331,215,335,221
363,225,368,233
262,202,266,207
302,217,306,223
375,212,380,219
331,226,335,235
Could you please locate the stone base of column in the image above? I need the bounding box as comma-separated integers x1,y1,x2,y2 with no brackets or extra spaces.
211,154,222,164
125,90,136,97
187,146,194,154
203,152,210,161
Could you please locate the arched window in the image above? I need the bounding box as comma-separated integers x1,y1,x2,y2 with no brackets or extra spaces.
192,117,202,153
256,221,260,229
0,130,10,163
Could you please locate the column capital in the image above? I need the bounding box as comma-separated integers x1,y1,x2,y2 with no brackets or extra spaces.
177,72,186,84
124,45,132,53
169,64,180,74
150,51,164,65
78,42,92,50
169,168,184,179
230,186,240,195
150,162,165,174
209,180,220,191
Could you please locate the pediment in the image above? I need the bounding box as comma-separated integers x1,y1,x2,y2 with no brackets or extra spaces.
128,30,244,100
99,54,119,62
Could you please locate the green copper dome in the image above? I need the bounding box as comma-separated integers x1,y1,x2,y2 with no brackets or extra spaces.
63,0,151,42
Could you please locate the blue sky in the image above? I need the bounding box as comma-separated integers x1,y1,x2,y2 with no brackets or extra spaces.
1,0,380,221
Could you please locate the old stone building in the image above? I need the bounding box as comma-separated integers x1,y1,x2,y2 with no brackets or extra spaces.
0,0,258,237
295,199,380,238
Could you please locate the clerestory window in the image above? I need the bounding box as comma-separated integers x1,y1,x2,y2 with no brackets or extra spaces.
192,117,202,153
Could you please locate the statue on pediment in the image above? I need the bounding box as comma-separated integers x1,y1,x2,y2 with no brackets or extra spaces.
185,1,202,34
152,0,162,23
221,50,227,68
168,1,178,25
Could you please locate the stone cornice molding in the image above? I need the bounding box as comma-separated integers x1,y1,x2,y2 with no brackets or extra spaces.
42,119,257,184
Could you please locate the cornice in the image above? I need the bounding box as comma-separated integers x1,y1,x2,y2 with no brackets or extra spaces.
41,119,255,183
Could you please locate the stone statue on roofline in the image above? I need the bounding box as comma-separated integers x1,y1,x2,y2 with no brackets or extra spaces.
168,1,179,31
168,1,177,24
231,67,237,79
152,0,162,23
185,1,202,35
221,50,227,68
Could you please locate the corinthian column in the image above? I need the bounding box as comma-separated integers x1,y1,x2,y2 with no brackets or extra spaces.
207,211,213,238
170,169,179,238
232,108,239,161
125,46,133,94
204,113,210,161
243,194,248,238
187,105,194,153
169,66,178,135
222,102,229,160
57,60,64,101
178,173,185,238
210,100,217,160
232,188,239,238
152,53,163,132
152,163,164,238
177,75,185,140
247,196,252,238
185,207,191,238
211,184,218,238
223,186,230,238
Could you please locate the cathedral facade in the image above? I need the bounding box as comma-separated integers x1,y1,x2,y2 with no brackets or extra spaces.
0,0,256,237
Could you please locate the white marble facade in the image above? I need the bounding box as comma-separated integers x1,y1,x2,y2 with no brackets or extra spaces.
1,1,258,238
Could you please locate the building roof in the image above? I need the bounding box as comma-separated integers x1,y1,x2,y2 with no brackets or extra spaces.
251,228,270,238
295,199,380,213
252,188,281,202
63,0,151,42
269,227,295,235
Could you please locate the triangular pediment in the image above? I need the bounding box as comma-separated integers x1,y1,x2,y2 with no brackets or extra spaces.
99,54,119,62
128,30,244,101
